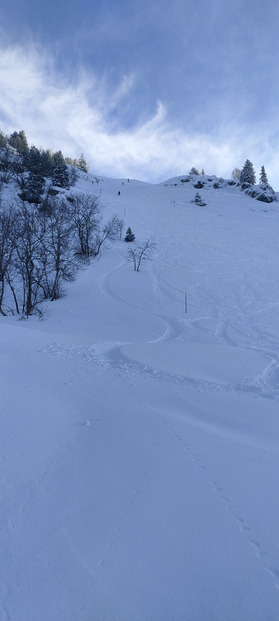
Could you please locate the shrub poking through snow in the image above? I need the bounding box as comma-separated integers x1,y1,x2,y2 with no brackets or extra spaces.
189,166,199,176
193,191,206,206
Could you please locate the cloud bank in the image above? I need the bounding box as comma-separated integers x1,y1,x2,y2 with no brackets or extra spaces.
0,44,278,187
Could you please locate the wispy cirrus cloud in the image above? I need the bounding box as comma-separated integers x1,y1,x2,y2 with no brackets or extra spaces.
0,44,279,187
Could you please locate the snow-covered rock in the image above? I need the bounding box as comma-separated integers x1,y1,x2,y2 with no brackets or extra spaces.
243,182,277,203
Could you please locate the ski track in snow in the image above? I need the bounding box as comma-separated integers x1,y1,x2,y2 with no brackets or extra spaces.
85,235,279,401
40,239,279,597
95,233,279,594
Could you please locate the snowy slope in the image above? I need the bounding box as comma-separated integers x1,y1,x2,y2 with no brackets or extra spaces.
1,174,279,620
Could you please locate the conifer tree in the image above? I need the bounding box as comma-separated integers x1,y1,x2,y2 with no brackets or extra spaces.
0,130,7,148
78,154,90,173
51,151,69,188
9,130,29,154
124,227,135,242
24,145,42,174
259,165,268,185
193,192,206,206
239,160,256,185
22,172,45,203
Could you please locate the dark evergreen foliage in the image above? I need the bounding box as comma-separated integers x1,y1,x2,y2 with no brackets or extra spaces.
194,181,204,189
0,128,74,192
193,192,206,206
9,130,29,154
0,130,7,148
239,160,256,185
0,147,13,183
19,172,46,204
51,151,69,188
124,227,135,242
259,165,268,185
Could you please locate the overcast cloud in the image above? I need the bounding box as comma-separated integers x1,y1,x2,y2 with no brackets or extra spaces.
0,1,279,185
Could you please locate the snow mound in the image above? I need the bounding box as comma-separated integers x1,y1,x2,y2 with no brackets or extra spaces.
243,183,277,203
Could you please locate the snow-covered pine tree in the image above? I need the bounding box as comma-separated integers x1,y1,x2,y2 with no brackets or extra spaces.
51,151,69,188
242,163,275,203
259,165,268,185
124,227,135,242
0,129,6,148
78,154,90,173
22,171,45,203
9,130,29,154
239,160,256,185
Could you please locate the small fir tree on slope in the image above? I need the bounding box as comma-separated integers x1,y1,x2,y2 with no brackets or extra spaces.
192,191,206,206
239,160,256,185
259,165,268,185
124,227,135,242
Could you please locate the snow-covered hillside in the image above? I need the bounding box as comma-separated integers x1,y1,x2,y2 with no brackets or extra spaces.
1,173,279,620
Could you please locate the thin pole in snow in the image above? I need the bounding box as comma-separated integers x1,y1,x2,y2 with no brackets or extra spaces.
185,290,187,314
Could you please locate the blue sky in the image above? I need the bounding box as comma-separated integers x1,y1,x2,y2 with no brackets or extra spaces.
1,0,279,185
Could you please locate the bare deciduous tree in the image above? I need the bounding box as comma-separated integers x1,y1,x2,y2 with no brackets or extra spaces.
14,204,47,316
231,168,241,181
128,237,156,272
0,189,126,316
93,214,124,257
69,193,100,257
40,199,77,301
0,207,19,315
